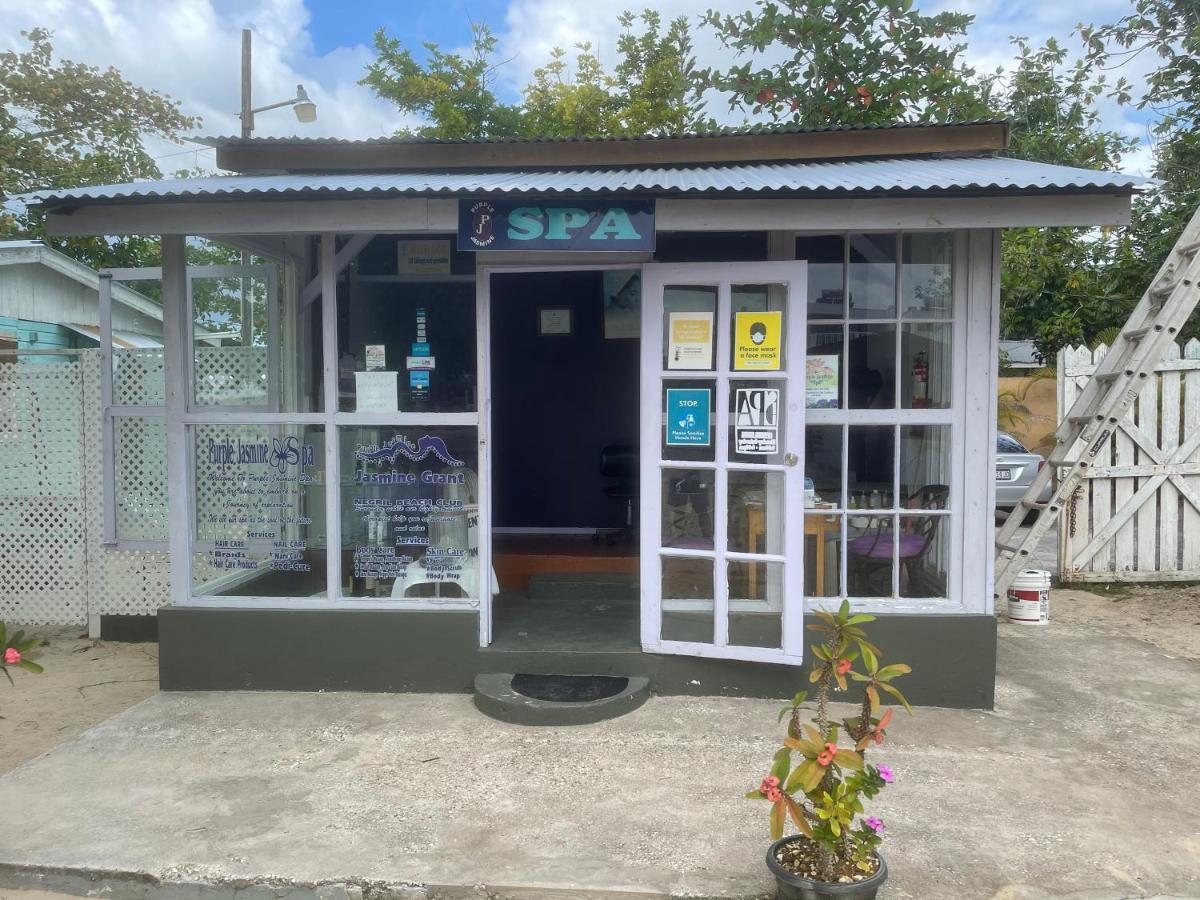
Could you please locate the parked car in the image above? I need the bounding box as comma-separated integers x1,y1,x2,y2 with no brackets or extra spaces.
996,431,1052,512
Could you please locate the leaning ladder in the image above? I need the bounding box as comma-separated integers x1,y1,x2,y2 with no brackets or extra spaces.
994,204,1200,602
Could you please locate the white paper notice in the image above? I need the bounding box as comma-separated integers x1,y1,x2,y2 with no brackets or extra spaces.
667,311,714,370
355,371,398,412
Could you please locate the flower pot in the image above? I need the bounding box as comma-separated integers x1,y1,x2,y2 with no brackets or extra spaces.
766,835,888,900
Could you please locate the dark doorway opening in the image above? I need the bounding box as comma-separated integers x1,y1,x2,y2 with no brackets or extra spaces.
488,270,640,650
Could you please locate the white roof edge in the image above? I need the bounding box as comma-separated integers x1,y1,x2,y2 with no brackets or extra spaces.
0,240,164,321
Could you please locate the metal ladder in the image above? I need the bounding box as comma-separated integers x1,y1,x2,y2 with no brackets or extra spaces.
994,205,1200,601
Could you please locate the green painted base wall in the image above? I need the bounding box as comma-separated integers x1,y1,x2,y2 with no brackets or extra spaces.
158,608,996,708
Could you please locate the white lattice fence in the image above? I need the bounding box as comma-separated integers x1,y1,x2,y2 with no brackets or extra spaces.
0,351,170,625
1058,340,1200,582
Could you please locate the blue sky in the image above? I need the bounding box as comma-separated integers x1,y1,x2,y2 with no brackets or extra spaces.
0,0,1157,174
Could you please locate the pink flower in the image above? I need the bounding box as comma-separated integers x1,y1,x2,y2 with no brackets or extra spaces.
766,786,783,803
877,765,894,783
836,658,852,675
759,774,780,796
3,648,19,665
817,750,834,766
864,816,884,833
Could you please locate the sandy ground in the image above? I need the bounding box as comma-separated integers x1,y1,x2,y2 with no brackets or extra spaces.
1049,583,1200,660
0,628,159,776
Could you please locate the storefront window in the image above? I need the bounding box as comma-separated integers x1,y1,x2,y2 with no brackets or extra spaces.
797,231,957,604
339,425,480,600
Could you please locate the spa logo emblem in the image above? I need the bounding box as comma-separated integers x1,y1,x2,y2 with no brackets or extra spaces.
468,200,497,248
268,435,315,473
355,434,464,467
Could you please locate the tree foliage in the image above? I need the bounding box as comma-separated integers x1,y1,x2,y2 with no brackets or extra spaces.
700,0,988,126
0,28,196,269
361,11,711,139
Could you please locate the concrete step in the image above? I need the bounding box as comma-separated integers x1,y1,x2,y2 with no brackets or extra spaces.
526,571,638,602
473,672,650,725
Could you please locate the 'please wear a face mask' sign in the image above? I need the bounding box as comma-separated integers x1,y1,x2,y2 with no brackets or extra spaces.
458,198,655,251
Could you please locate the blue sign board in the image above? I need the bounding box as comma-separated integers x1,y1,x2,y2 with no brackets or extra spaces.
459,198,655,252
665,388,711,446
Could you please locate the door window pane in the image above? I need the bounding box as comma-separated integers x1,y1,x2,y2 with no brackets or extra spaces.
191,424,326,596
662,556,714,643
902,232,954,319
900,426,951,509
339,425,480,599
806,325,844,410
663,380,716,462
805,425,843,508
848,324,896,409
847,515,895,597
731,284,787,372
728,470,785,554
728,560,783,649
191,270,273,408
663,286,717,371
902,323,952,409
796,235,845,319
805,513,841,597
729,381,786,464
848,426,895,510
900,513,949,598
848,234,897,319
662,468,715,550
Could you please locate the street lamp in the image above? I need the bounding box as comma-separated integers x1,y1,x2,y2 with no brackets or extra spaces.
238,28,318,138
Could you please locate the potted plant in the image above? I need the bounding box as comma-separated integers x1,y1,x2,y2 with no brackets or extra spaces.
748,601,911,899
1,622,43,686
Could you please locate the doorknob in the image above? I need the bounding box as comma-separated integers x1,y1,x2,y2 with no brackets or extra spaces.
783,452,798,467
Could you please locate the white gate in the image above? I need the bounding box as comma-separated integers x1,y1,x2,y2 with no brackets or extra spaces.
1058,340,1200,582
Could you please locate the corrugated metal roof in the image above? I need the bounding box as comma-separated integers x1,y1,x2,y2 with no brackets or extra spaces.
190,118,1012,147
21,156,1151,205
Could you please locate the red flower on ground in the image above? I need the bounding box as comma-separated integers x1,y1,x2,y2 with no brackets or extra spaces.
4,648,20,665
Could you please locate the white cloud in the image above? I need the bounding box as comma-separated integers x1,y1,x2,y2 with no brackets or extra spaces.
0,0,413,178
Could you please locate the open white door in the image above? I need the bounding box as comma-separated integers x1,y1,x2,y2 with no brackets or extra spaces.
640,262,808,664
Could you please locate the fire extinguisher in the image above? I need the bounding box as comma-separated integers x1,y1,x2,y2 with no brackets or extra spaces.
912,350,929,408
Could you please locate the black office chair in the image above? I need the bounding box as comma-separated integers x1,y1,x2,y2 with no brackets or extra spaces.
594,443,638,545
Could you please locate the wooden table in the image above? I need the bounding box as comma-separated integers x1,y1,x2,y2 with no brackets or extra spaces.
746,503,837,596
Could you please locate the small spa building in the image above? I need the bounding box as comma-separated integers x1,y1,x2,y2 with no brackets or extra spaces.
23,121,1148,708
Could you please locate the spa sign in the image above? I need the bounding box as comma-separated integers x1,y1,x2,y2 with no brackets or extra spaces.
458,198,655,251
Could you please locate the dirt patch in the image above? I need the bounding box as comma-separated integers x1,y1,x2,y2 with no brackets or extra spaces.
1047,584,1200,660
0,627,158,775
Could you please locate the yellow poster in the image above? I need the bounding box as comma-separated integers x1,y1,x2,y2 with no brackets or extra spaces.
734,310,783,371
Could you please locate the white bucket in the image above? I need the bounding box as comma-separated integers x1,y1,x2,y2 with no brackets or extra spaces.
1007,570,1051,624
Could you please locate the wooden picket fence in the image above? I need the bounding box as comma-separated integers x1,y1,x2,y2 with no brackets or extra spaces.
1057,339,1200,582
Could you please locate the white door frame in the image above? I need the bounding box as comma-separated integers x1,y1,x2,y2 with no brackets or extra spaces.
476,260,649,648
640,261,808,664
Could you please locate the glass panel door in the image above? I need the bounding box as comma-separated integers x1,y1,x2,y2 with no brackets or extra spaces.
640,262,807,663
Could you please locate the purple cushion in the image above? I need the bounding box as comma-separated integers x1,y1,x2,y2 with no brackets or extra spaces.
848,532,928,559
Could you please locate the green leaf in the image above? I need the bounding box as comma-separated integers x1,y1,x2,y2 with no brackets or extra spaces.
771,747,791,782
833,749,864,770
17,659,43,674
746,789,766,800
879,681,914,715
784,794,812,837
770,799,785,840
876,663,912,681
860,643,879,673
0,621,6,648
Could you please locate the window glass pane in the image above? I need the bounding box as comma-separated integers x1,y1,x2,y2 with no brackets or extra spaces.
848,234,897,319
729,380,786,464
662,556,713,643
848,324,896,409
805,513,841,597
191,271,272,408
900,426,951,510
662,468,714,550
338,272,476,413
731,284,787,372
113,415,167,542
340,425,480,599
806,325,844,410
796,235,845,319
902,232,954,319
728,560,783,649
847,515,895,597
109,278,165,406
847,425,895,510
663,286,716,371
191,424,326,596
902,323,952,409
900,513,949,598
728,470,785,554
805,425,843,508
663,379,715,463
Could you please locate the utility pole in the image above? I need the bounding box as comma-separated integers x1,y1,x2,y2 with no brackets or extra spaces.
239,28,253,343
240,28,253,139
